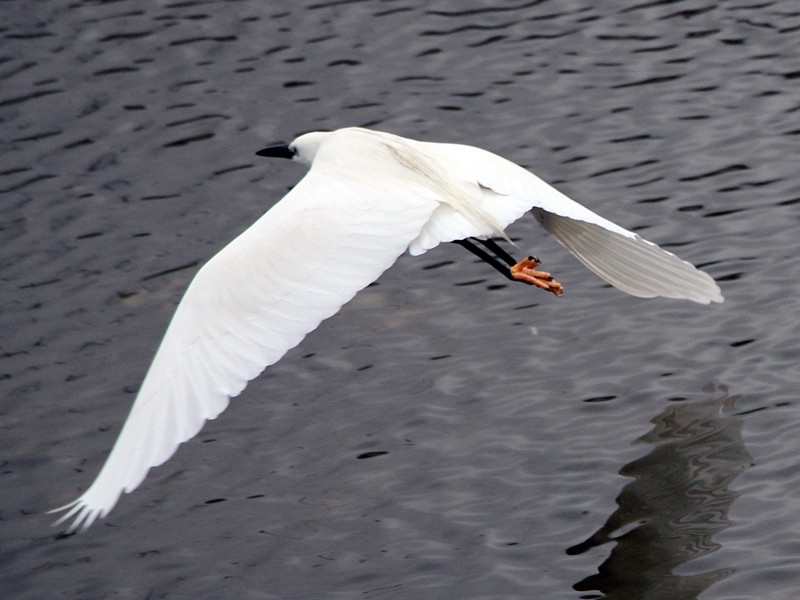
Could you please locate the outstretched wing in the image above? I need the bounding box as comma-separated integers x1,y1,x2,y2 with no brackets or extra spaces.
533,211,723,303
52,170,439,531
407,141,723,304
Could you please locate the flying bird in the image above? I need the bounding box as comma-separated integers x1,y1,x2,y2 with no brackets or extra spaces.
51,127,723,532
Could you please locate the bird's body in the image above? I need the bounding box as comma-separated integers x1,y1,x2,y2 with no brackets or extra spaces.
52,127,722,531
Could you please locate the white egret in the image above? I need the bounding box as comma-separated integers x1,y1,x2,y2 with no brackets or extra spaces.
51,127,723,532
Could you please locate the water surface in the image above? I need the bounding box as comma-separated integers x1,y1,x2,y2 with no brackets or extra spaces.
2,1,800,598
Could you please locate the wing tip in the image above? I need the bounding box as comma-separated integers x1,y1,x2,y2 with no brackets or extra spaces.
543,212,726,305
49,497,104,533
691,271,725,305
707,288,725,305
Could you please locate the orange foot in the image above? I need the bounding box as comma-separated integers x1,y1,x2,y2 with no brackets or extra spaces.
510,256,564,297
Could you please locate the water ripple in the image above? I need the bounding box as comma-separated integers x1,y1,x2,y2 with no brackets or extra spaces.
2,1,800,598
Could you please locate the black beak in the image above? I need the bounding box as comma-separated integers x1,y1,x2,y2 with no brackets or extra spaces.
256,144,296,159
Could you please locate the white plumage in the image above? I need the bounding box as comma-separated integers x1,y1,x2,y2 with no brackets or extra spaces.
52,127,722,531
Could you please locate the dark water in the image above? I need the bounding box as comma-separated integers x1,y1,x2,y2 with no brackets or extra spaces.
2,1,800,598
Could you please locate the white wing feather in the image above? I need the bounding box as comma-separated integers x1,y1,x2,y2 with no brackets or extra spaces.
52,169,439,531
406,140,632,255
537,213,723,303
406,141,722,304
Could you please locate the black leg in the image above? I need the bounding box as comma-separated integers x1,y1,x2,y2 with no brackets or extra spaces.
453,238,516,281
454,238,564,296
474,238,518,266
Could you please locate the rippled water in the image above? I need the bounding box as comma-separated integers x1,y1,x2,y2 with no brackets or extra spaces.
3,1,800,598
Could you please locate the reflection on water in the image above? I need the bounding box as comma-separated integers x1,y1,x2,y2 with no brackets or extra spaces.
568,385,752,600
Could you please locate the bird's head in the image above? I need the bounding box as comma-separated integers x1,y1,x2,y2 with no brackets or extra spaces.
256,131,330,166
